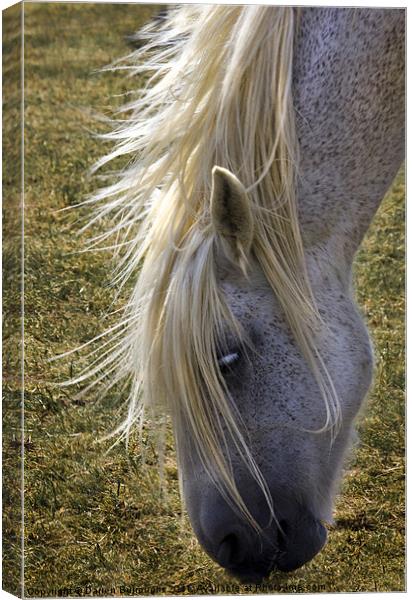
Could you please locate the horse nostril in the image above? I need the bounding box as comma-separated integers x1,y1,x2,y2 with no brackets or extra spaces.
275,516,328,572
217,533,245,568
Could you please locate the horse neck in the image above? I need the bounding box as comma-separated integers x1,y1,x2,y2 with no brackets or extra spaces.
292,7,404,278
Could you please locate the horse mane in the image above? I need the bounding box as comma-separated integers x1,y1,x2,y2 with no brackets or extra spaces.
74,5,341,529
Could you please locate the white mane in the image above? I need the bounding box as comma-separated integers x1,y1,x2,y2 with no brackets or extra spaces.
71,6,341,528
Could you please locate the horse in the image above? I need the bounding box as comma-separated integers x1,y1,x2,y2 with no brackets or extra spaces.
77,5,404,583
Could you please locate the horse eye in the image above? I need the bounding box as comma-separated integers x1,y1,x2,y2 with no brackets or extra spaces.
217,351,240,375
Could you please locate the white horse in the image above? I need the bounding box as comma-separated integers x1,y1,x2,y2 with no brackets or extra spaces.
77,6,404,582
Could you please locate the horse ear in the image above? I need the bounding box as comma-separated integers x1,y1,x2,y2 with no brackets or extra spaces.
210,166,254,262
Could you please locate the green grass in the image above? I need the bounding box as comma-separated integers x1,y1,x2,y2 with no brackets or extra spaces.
3,3,404,595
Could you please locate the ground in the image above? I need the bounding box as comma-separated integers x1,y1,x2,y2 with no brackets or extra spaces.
3,2,405,596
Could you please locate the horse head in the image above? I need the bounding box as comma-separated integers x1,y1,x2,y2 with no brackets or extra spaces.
174,166,373,581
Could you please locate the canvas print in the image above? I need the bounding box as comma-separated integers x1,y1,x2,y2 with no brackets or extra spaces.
2,1,405,596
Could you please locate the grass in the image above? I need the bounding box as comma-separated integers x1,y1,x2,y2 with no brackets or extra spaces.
2,2,405,596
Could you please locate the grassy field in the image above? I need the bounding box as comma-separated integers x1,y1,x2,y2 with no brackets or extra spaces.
3,3,405,596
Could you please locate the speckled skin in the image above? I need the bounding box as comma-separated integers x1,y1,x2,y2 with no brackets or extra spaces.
180,8,404,581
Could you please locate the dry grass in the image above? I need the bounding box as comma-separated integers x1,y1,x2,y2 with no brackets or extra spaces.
3,3,404,595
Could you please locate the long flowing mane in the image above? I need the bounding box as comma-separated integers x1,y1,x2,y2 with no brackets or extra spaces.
73,6,341,528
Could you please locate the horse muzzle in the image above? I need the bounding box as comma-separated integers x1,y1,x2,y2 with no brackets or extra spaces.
195,498,327,582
